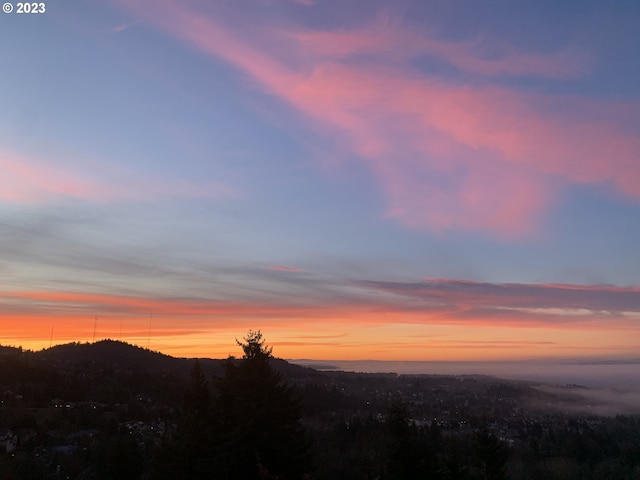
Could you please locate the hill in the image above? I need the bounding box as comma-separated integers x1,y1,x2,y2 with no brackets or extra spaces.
36,339,207,373
2,339,315,380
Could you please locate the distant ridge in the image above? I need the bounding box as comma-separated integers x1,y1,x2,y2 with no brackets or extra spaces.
36,339,223,375
26,339,314,378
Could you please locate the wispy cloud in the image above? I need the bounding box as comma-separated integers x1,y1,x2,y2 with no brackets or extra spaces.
287,13,594,79
115,0,639,239
264,265,305,272
2,276,638,359
3,276,639,330
110,21,138,34
0,154,114,203
0,150,236,204
360,278,640,324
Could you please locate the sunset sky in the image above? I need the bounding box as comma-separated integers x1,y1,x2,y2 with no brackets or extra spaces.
1,0,639,362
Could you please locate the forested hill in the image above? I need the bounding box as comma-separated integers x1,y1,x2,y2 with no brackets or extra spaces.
38,340,194,371
2,339,316,379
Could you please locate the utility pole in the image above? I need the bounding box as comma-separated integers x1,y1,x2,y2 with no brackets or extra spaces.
147,313,152,350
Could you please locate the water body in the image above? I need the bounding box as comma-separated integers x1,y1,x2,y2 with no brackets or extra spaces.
292,359,640,390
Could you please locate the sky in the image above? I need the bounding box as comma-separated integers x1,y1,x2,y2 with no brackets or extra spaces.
1,0,639,362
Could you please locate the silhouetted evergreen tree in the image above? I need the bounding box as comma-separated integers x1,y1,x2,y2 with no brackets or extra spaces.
442,437,471,480
93,428,144,480
384,396,425,480
150,359,215,479
185,359,211,419
213,330,311,479
476,428,507,480
183,359,216,477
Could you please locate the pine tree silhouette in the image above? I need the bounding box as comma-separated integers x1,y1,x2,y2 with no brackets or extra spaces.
214,331,311,479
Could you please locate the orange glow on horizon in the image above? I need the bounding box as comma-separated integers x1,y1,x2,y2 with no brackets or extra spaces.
2,282,638,361
2,309,638,362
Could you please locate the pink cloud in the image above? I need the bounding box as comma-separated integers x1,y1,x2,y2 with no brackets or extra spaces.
0,154,114,203
118,0,639,238
0,150,235,204
1,290,316,317
2,276,639,334
363,278,640,319
287,15,593,79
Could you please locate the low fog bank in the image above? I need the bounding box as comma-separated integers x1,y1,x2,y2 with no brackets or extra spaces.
294,359,640,416
532,385,640,416
293,359,640,389
486,362,640,391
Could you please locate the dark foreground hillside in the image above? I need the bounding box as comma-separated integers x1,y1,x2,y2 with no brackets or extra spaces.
0,336,639,479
